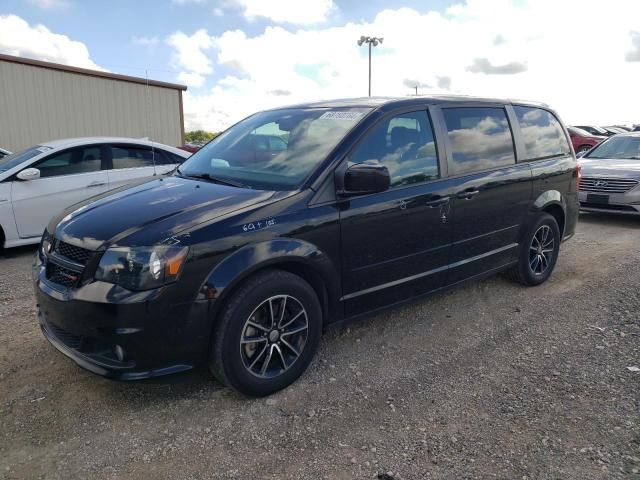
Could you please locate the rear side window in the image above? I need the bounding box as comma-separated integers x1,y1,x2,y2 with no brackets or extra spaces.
154,150,185,165
348,110,439,188
442,107,515,176
514,106,571,160
111,146,154,169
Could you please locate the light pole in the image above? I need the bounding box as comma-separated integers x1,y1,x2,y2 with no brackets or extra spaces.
357,36,383,97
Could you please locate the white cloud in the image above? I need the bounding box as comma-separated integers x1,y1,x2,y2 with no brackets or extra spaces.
0,14,104,70
169,0,640,131
229,0,336,25
178,71,206,87
166,29,214,77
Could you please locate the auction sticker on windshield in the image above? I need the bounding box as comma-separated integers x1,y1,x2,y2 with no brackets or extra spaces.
319,111,365,121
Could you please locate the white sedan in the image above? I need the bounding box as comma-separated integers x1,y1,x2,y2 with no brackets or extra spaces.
0,137,190,249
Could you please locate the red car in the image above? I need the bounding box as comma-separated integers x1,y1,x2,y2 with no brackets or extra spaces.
567,127,605,155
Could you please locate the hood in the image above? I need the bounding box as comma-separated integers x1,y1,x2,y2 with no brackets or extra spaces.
49,176,275,250
579,158,640,179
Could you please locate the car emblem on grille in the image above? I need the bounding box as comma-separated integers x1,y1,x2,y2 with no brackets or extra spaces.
594,180,608,187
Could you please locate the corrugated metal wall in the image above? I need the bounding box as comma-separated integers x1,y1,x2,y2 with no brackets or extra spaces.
0,60,183,152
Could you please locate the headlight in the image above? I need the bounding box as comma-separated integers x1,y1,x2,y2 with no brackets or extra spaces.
95,245,189,291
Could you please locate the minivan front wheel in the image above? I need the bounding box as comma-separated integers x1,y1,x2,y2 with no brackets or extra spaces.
507,213,560,286
209,269,322,396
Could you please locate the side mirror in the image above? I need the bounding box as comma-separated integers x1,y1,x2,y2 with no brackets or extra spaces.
339,162,390,196
576,150,588,158
17,168,41,181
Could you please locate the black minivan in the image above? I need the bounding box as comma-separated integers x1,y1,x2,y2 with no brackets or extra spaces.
33,96,579,396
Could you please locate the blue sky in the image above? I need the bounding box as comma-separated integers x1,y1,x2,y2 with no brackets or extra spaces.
1,0,640,130
1,0,455,86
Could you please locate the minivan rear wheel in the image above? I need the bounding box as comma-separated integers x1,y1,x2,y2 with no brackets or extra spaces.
209,269,322,397
507,213,560,286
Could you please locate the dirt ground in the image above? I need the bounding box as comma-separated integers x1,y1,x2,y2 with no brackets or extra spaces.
0,212,639,480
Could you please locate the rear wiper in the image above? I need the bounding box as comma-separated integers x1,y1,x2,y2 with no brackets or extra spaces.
182,171,246,188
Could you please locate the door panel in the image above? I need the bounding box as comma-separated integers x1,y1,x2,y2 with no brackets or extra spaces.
11,145,110,238
340,184,452,316
11,171,109,238
438,106,532,284
445,164,532,284
338,109,451,317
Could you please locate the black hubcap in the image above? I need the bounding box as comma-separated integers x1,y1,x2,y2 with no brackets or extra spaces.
240,295,309,379
529,225,554,275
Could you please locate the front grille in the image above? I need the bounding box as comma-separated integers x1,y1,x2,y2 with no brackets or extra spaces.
580,176,639,194
55,241,92,266
46,263,82,288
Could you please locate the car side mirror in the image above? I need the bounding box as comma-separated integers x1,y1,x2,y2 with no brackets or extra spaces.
17,168,41,181
338,162,390,196
576,150,588,158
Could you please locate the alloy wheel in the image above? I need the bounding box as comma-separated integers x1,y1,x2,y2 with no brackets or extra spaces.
529,225,555,275
239,295,309,379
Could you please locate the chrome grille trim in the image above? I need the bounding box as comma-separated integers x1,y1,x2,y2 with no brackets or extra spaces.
579,176,639,194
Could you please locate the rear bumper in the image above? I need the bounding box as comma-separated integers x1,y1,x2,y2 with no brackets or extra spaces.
33,260,211,380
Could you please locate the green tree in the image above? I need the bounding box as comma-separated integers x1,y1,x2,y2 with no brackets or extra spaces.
185,130,218,143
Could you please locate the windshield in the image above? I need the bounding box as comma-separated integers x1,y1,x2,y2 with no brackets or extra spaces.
178,107,370,190
0,146,49,172
586,136,640,160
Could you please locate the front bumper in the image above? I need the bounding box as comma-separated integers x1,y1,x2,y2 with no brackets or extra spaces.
33,258,211,380
578,191,640,216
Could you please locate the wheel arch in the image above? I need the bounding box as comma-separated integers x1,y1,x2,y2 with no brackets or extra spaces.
201,238,341,330
532,190,566,237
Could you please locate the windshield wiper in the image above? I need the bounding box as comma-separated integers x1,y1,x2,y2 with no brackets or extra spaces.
181,171,246,188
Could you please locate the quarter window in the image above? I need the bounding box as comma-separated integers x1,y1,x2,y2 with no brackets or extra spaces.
111,146,154,169
513,106,571,160
348,110,439,187
443,107,516,175
35,146,103,178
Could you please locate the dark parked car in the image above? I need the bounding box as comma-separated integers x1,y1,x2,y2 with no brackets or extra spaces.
568,127,605,154
33,96,580,396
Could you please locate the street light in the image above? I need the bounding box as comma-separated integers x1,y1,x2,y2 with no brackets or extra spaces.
357,35,384,97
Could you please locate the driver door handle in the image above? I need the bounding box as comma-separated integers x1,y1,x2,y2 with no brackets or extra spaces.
456,189,480,200
87,181,106,188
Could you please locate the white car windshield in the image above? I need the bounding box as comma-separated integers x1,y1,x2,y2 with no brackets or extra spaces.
0,146,49,172
586,136,640,160
178,107,370,190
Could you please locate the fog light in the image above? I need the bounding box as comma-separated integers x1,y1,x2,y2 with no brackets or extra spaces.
114,345,125,362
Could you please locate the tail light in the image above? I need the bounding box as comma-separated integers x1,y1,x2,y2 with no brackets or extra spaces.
576,162,582,191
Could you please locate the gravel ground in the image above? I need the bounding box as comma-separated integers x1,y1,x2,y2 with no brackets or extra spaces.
0,213,639,480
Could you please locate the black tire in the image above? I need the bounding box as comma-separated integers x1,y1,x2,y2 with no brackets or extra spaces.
209,269,322,397
507,213,561,286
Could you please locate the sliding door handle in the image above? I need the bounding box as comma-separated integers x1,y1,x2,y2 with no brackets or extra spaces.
425,196,450,207
456,189,480,200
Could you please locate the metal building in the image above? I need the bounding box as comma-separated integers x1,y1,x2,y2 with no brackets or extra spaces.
0,53,186,152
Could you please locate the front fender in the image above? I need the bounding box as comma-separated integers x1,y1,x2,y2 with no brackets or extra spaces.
200,237,341,320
